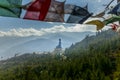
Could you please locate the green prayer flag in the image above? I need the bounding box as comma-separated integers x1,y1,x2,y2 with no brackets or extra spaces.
103,16,120,25
0,0,22,17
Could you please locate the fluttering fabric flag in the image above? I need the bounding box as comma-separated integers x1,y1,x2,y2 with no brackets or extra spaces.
85,20,104,30
0,0,22,17
91,11,105,18
91,0,114,18
110,23,119,30
108,2,120,16
44,0,65,22
67,5,93,24
109,23,120,33
64,4,74,14
0,0,91,24
103,16,120,25
118,0,120,3
24,0,91,23
24,0,51,21
117,26,120,33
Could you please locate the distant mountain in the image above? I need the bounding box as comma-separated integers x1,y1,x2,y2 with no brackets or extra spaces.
0,29,120,78
0,31,95,59
0,36,36,53
4,38,56,56
65,29,119,55
0,29,119,68
0,30,120,80
44,31,95,47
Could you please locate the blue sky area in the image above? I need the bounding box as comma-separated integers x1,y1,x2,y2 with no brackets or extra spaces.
0,0,118,59
0,0,117,31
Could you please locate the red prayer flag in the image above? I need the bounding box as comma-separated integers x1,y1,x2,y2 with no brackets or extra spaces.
24,0,51,21
110,24,118,30
44,0,65,22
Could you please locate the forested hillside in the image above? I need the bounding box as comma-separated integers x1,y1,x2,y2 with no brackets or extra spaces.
0,29,120,80
65,29,119,55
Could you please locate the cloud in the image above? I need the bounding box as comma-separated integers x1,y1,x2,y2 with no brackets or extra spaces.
98,0,102,2
0,25,96,37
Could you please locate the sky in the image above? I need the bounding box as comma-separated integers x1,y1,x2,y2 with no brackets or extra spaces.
0,17,96,37
0,0,118,59
0,0,117,33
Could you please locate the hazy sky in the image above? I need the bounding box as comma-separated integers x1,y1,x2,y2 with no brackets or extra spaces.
21,0,117,17
0,0,118,59
0,0,117,34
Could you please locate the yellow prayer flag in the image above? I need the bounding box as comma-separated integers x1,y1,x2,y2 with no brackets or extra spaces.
85,20,104,30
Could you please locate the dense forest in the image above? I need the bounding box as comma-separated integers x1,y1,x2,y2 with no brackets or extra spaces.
0,29,120,80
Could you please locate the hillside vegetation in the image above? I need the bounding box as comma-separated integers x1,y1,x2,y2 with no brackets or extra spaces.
0,29,120,80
